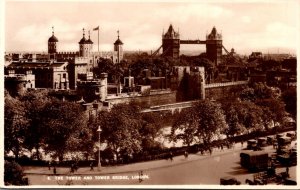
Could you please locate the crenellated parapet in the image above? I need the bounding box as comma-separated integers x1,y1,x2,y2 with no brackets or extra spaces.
57,51,78,55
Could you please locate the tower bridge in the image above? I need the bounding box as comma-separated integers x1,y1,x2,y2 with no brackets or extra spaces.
153,24,224,67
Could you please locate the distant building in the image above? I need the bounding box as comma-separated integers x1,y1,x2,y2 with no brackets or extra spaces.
263,53,291,61
249,52,263,61
68,57,90,90
5,71,35,97
77,73,108,102
5,61,69,89
171,66,205,101
282,57,296,72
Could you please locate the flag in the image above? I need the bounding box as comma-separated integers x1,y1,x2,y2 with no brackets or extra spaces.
93,26,99,31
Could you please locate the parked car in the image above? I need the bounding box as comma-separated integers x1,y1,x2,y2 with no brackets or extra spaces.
247,139,257,150
220,176,241,185
267,136,275,145
286,132,296,141
258,137,267,147
240,150,269,172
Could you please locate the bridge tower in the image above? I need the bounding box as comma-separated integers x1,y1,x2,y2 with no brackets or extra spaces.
162,24,180,59
206,26,222,66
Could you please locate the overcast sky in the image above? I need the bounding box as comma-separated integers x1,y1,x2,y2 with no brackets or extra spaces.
4,0,299,55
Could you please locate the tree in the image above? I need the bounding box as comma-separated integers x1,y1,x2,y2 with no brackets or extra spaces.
41,99,91,161
222,101,247,138
5,93,28,159
282,88,296,119
170,108,198,147
140,112,163,147
19,90,52,160
240,82,281,101
193,100,228,146
255,98,286,128
94,58,120,82
96,103,143,161
238,101,265,133
171,100,228,148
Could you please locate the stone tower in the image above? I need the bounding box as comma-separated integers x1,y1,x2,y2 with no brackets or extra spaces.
113,30,123,64
206,26,222,66
48,26,58,60
99,73,108,101
162,24,180,59
79,28,93,57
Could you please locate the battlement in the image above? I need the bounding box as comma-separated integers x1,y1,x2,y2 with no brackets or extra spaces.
77,80,103,86
57,51,78,55
205,80,248,88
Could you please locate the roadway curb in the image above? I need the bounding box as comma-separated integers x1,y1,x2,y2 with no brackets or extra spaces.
24,146,245,176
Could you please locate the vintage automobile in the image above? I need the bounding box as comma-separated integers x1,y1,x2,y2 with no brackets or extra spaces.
267,136,275,145
220,176,241,185
286,132,296,141
247,139,258,150
277,137,292,155
277,148,297,166
258,137,267,147
276,134,285,140
240,150,269,172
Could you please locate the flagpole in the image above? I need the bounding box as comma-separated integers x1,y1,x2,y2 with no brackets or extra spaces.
98,28,99,53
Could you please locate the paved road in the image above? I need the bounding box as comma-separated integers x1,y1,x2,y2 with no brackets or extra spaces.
24,142,297,186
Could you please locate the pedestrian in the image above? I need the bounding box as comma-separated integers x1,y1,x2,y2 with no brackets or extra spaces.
75,161,79,172
209,148,212,155
70,163,74,173
286,167,290,177
53,166,57,175
48,161,51,170
184,151,188,159
170,152,173,161
241,141,244,147
90,162,94,171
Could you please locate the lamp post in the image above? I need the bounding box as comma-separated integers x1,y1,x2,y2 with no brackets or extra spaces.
97,126,102,170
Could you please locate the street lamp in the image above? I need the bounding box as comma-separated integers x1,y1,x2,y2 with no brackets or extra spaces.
97,126,102,170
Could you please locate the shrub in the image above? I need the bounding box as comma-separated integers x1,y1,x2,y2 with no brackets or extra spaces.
4,160,29,185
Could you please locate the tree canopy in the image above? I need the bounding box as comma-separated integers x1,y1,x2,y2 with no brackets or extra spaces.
171,100,228,147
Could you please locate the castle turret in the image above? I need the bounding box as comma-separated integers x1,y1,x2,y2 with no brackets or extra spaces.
99,73,108,101
48,26,58,60
79,28,93,57
206,26,222,66
162,24,180,59
113,30,123,64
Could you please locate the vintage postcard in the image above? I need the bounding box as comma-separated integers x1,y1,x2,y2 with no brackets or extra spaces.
2,0,299,188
